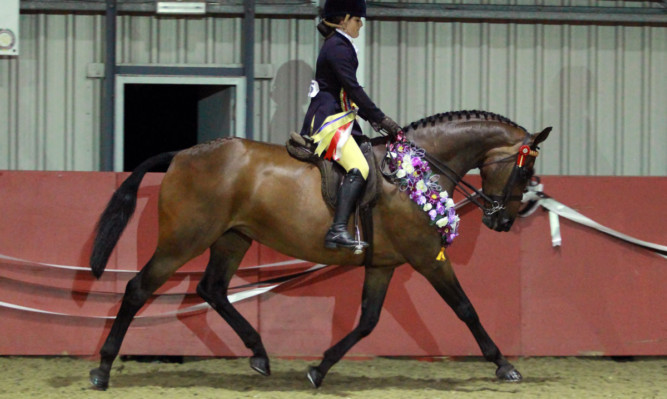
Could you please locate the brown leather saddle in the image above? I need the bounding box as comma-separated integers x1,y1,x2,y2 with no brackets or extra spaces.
286,132,382,210
286,132,385,265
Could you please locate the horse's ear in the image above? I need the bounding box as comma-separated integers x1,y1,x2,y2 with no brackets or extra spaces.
532,127,552,147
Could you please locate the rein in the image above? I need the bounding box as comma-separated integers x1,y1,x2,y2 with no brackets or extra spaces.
420,152,501,215
388,132,537,216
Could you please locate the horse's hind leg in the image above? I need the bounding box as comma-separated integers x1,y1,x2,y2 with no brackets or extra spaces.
89,250,190,389
196,231,270,376
307,266,395,388
418,260,521,382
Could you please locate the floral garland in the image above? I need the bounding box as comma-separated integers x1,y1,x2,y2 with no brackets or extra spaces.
385,136,460,249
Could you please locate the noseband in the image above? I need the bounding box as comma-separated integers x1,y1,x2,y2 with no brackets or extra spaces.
420,135,539,216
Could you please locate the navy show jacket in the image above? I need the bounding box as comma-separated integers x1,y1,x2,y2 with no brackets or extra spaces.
300,31,385,137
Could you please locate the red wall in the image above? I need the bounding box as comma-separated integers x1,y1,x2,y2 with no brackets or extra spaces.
0,171,664,357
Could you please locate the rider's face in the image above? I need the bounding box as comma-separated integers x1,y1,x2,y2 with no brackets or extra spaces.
342,17,363,38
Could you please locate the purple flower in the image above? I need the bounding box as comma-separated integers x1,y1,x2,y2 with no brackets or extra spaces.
386,139,460,248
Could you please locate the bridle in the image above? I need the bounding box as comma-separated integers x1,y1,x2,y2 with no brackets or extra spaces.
420,134,539,216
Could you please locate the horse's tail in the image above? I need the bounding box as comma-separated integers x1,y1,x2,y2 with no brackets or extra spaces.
90,151,177,279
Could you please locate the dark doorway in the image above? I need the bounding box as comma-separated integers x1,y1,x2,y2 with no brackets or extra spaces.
123,84,235,171
123,84,198,171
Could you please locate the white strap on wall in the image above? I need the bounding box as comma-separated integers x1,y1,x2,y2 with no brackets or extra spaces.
0,254,331,318
521,182,667,259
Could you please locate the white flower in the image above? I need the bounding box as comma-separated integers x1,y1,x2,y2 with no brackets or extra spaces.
439,191,449,199
415,180,427,193
401,155,414,173
436,217,448,227
445,198,455,209
423,203,433,212
396,169,406,178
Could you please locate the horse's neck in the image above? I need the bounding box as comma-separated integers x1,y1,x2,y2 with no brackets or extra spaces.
407,127,494,177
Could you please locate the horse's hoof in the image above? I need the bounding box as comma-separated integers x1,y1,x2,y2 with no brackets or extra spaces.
307,366,324,388
496,364,522,382
250,355,271,376
89,368,109,390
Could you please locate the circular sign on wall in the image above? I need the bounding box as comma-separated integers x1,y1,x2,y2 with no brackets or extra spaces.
0,29,17,51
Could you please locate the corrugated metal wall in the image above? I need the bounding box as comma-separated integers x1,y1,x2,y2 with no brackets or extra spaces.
0,10,665,175
0,13,104,170
116,15,245,65
365,20,666,175
255,18,320,144
370,0,663,9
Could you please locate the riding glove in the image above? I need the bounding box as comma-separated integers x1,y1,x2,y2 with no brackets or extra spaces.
376,116,403,139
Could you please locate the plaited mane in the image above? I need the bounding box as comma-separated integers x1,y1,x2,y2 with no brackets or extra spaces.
403,110,528,133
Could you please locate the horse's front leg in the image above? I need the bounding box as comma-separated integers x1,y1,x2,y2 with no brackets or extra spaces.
307,266,395,388
417,258,521,382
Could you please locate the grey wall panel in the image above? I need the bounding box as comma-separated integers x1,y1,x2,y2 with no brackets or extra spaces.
116,15,244,64
0,10,664,175
1,13,103,171
0,56,18,168
365,19,666,176
370,0,660,7
648,27,666,175
254,18,318,145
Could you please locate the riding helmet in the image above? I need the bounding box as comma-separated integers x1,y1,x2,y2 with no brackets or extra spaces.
322,0,367,19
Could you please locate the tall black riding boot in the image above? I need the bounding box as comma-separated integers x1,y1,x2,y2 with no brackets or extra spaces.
324,168,369,249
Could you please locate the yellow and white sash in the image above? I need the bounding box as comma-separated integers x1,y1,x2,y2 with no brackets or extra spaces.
311,110,356,161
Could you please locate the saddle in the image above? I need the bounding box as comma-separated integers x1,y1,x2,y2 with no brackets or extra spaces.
286,132,382,210
286,132,383,267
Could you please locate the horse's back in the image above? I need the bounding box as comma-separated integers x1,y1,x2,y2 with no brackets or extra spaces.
159,138,333,256
172,137,288,169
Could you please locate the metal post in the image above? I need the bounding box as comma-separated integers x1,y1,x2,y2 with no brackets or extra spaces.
100,0,117,170
244,0,255,141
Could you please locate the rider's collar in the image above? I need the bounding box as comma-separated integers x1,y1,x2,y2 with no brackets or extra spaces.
335,29,358,54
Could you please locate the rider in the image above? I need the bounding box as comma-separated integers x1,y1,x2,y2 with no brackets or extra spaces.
300,0,402,250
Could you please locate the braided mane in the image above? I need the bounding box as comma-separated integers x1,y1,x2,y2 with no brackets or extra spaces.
404,110,527,133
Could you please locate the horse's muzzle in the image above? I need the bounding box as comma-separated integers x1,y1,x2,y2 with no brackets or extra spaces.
482,214,515,232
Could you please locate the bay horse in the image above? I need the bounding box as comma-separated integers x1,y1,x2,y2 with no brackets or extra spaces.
88,110,551,390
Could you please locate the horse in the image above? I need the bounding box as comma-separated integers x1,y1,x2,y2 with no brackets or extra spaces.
88,110,551,390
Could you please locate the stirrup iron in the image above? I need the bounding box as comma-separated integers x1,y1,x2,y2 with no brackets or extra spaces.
353,206,365,255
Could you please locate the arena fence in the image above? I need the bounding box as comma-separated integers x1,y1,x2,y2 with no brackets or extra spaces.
0,172,664,357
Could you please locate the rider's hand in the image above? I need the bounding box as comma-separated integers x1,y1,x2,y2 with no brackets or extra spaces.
378,116,403,139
